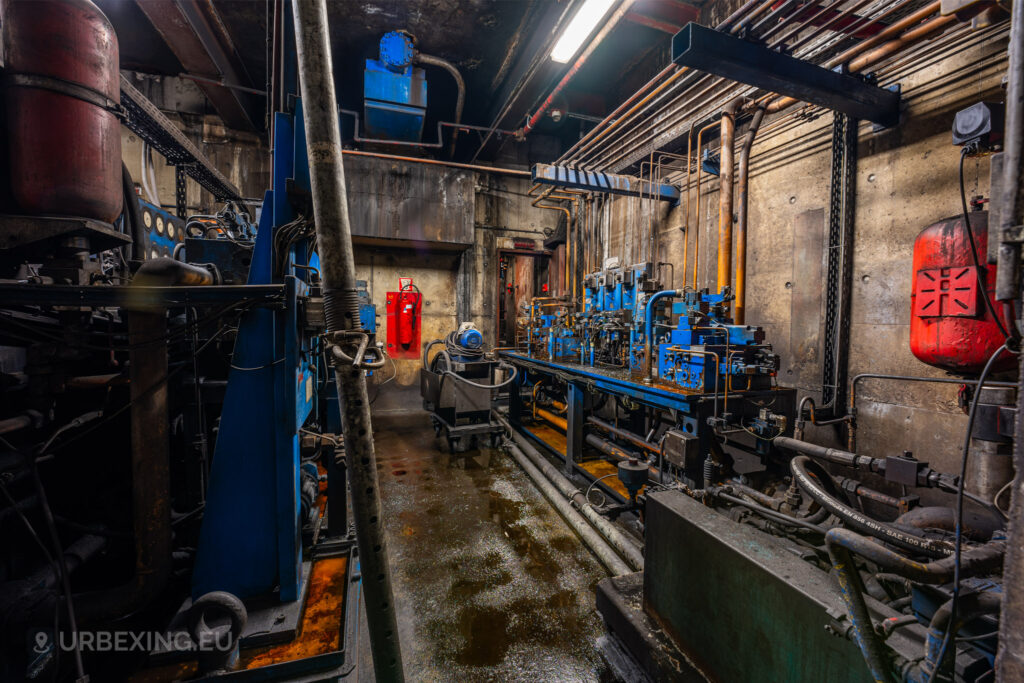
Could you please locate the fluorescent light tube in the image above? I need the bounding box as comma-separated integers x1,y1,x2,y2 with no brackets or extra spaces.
550,0,617,64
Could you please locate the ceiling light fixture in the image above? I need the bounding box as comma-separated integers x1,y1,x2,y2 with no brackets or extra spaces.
550,0,617,64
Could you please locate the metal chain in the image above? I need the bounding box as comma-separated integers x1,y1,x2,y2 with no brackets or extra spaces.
821,112,857,411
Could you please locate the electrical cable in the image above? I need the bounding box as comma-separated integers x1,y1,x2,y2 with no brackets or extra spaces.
959,146,1014,342
929,342,1013,682
30,457,86,680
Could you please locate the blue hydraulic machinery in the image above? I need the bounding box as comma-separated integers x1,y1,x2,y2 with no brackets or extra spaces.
363,31,427,142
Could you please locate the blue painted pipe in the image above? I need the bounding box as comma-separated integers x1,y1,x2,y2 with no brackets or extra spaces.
644,289,679,382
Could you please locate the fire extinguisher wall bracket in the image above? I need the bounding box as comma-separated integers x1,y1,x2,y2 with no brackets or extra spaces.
386,280,423,359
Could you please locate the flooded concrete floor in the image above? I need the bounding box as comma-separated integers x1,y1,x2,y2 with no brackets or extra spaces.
371,414,612,682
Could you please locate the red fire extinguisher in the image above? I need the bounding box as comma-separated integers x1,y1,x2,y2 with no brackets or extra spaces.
386,278,422,358
397,282,420,348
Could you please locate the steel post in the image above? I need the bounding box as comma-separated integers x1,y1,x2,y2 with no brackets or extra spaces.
291,1,405,680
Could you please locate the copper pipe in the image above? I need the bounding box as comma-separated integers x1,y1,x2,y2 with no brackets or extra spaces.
561,63,680,162
764,2,945,114
566,68,690,165
847,12,957,72
682,126,693,288
717,99,741,295
734,104,766,325
341,149,530,177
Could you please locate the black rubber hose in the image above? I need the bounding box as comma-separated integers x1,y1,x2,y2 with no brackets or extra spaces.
791,455,953,558
121,162,146,259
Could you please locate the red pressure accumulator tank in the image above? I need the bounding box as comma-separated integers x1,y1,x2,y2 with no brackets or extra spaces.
909,211,1013,374
2,0,122,222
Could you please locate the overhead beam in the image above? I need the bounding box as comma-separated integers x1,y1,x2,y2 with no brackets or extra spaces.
532,163,681,202
671,23,900,127
135,0,257,131
625,11,683,34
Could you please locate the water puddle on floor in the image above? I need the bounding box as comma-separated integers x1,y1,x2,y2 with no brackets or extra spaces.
372,414,612,681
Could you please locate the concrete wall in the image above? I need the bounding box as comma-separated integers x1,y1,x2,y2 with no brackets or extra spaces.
120,73,269,215
595,27,1011,474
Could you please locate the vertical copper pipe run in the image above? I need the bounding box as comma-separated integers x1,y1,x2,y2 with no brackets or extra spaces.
734,105,765,325
717,99,740,296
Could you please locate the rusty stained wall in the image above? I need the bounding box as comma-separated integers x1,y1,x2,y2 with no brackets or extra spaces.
600,27,1010,474
355,174,560,413
344,155,475,246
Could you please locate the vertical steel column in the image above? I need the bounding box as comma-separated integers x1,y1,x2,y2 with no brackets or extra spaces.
565,382,585,475
996,0,1024,303
291,1,405,680
996,0,1024,676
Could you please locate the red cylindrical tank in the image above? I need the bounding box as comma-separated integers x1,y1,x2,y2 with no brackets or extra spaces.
909,211,1013,373
2,0,122,222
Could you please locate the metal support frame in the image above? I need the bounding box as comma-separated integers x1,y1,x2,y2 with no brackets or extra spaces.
175,165,188,218
120,75,243,202
532,163,681,202
671,23,900,127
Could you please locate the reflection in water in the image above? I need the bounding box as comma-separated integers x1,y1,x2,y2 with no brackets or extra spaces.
373,415,611,682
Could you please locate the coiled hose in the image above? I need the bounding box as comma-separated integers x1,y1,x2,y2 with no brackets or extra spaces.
422,336,518,389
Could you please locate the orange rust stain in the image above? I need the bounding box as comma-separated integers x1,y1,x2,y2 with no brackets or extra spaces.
528,424,567,455
580,459,643,499
239,556,348,669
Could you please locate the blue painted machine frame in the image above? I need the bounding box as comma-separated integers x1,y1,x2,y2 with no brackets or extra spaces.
192,106,320,602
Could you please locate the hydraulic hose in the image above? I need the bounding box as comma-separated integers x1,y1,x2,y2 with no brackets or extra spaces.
791,456,953,558
425,342,519,389
824,528,1004,683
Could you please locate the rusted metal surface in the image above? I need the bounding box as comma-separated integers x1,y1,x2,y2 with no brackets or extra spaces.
240,557,349,669
133,0,257,130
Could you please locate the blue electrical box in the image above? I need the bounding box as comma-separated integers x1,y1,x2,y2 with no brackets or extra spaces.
364,31,427,142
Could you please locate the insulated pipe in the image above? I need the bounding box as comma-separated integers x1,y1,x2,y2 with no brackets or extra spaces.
495,413,644,571
133,257,217,286
717,98,741,295
521,0,637,137
734,104,765,325
996,0,1024,301
291,2,405,680
504,441,631,576
644,289,680,383
585,433,664,481
414,52,465,157
536,407,568,432
0,414,34,436
342,149,530,176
